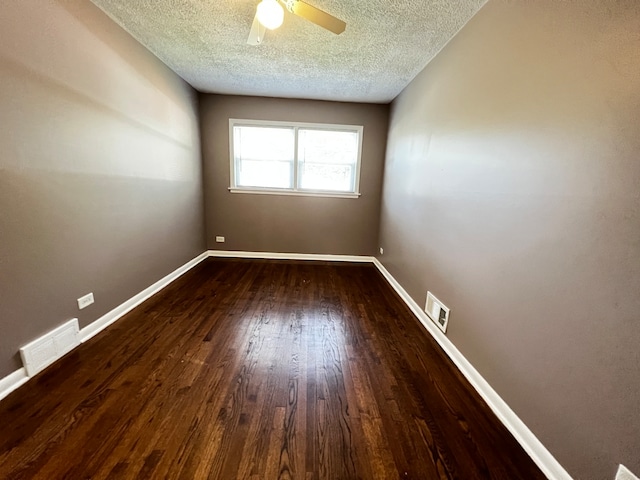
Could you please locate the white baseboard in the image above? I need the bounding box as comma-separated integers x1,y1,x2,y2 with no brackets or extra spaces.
617,464,640,480
0,249,570,479
80,251,209,343
208,249,570,478
0,251,209,403
0,368,29,402
372,258,571,480
207,249,375,263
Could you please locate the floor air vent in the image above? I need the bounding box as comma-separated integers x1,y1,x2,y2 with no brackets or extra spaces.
425,292,450,333
19,318,80,376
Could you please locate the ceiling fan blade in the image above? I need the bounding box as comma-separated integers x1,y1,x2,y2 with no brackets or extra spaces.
290,1,346,34
247,13,266,45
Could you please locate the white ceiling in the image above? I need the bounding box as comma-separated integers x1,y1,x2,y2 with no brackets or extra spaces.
90,0,486,103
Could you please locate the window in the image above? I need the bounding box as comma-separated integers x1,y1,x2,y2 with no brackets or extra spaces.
229,119,363,197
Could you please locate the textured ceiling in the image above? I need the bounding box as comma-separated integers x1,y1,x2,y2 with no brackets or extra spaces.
90,0,486,103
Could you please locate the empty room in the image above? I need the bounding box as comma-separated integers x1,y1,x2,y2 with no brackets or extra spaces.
0,1,638,479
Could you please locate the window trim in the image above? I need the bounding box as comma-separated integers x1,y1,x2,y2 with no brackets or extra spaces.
228,118,364,198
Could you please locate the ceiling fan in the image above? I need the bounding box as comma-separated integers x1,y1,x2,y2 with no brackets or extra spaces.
247,0,346,45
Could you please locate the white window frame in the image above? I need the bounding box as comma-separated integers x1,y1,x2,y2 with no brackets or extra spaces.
229,119,364,198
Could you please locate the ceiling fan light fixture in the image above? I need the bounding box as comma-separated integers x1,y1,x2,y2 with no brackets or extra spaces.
256,0,284,30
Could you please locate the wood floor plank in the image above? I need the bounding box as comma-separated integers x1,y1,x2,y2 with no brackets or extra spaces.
0,259,546,479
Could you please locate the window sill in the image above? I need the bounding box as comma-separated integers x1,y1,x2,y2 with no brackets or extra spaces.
228,188,361,199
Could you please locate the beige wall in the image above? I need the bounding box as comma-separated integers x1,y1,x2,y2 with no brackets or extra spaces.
0,1,205,377
378,1,640,479
200,95,388,255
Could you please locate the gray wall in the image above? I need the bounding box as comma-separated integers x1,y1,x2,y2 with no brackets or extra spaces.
200,95,388,255
378,1,640,479
0,1,205,377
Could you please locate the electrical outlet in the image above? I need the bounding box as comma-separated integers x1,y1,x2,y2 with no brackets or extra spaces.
616,465,640,480
215,236,225,243
77,292,94,310
379,247,384,255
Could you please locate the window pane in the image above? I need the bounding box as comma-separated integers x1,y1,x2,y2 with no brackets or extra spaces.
234,126,294,188
237,160,292,189
299,163,354,191
298,129,358,192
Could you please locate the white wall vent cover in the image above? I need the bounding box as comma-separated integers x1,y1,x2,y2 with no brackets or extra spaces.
19,318,80,377
425,292,450,333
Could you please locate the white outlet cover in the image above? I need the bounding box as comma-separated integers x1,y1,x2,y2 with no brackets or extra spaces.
379,247,384,255
215,236,225,243
617,465,640,480
77,292,94,310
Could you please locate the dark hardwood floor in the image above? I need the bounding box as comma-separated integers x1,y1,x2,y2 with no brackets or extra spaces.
0,259,545,479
